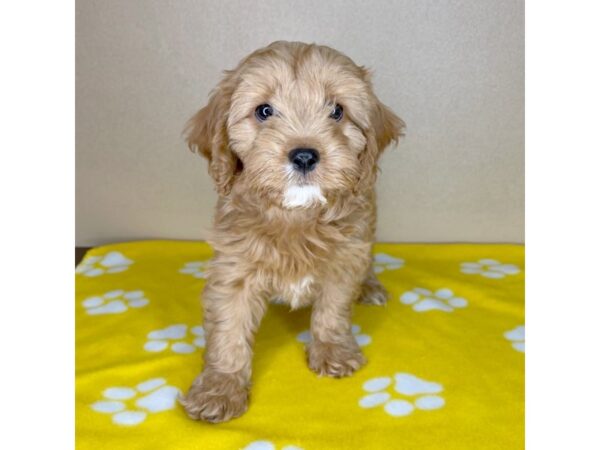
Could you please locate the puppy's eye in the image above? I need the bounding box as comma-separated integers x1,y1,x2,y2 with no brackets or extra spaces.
329,104,343,121
255,104,274,122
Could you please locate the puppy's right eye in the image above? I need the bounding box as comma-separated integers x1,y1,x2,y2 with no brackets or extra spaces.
255,104,274,122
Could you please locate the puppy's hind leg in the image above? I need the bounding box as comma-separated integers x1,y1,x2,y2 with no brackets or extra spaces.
357,268,388,306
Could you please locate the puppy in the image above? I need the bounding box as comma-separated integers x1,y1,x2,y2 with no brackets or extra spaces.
181,41,404,423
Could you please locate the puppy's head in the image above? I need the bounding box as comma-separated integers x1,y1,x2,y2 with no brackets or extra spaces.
186,41,404,208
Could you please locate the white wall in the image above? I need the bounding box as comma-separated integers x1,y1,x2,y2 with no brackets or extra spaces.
76,0,524,245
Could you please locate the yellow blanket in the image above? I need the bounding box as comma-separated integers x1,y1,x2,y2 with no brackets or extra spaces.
76,240,524,449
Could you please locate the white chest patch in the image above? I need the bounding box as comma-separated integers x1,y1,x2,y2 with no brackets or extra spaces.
288,276,314,309
283,185,327,209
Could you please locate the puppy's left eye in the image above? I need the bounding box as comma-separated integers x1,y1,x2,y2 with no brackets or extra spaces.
329,104,343,121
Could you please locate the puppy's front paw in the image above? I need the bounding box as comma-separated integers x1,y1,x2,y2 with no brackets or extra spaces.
180,371,248,423
308,339,366,378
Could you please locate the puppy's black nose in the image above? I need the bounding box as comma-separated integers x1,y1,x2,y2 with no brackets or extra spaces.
289,148,320,173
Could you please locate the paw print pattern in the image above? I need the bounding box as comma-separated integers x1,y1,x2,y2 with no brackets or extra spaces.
297,324,372,347
82,290,149,315
91,378,180,426
400,287,468,312
359,373,445,417
179,261,209,279
373,253,405,273
242,441,303,450
144,324,205,354
504,325,525,352
460,259,520,279
76,251,133,277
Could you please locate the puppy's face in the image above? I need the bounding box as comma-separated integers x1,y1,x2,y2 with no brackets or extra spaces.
186,42,404,208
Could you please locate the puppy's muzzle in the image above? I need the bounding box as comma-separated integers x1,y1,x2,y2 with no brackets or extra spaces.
289,148,319,174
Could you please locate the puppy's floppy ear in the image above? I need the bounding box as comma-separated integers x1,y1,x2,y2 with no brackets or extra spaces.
373,101,405,152
185,75,240,196
356,100,405,191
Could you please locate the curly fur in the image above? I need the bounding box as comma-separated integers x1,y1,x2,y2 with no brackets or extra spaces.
181,41,404,423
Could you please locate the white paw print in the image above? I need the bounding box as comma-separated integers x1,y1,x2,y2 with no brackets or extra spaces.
373,253,405,273
296,324,371,347
504,325,525,352
91,378,180,426
359,373,445,417
179,261,209,279
82,290,149,315
400,287,468,312
460,259,520,279
242,441,303,450
144,324,205,354
76,251,133,277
